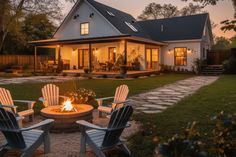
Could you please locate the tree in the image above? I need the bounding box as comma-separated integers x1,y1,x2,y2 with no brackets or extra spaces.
138,3,179,20
212,36,230,49
229,35,236,48
0,0,62,54
22,14,56,41
180,3,205,16
138,2,205,20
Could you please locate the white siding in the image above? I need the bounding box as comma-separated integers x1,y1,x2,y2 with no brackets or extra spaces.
54,1,120,40
162,41,201,71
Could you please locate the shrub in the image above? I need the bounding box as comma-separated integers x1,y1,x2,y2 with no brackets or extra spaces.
155,122,207,157
65,88,96,105
223,58,236,74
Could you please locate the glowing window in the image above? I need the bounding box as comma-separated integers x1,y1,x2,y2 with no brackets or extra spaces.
174,48,187,66
80,23,89,35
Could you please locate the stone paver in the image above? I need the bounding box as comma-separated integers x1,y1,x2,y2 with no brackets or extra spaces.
130,76,219,114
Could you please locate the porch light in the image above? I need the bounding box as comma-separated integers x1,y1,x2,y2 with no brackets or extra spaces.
57,45,60,48
72,49,77,54
74,14,79,19
89,13,94,18
168,49,172,55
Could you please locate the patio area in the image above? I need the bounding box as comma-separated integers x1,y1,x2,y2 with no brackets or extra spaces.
1,110,139,157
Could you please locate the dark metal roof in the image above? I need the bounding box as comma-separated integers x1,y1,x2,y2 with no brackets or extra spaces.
86,0,151,39
137,13,209,41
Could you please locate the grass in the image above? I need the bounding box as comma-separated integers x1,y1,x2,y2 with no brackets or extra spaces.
129,75,236,157
0,73,192,114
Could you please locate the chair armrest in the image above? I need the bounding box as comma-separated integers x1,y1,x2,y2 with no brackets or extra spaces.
76,120,107,131
1,104,18,113
21,119,54,131
13,100,36,109
95,97,114,106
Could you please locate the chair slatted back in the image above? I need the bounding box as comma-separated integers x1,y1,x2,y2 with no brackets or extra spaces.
113,85,129,109
0,107,26,149
0,88,15,112
0,88,14,106
42,84,59,107
102,105,133,147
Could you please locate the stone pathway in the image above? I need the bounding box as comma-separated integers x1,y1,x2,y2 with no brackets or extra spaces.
130,76,219,114
0,76,87,85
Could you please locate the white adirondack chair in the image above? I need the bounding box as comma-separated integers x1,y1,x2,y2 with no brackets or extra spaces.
39,84,68,107
0,87,36,122
77,105,133,157
0,107,54,157
96,84,129,117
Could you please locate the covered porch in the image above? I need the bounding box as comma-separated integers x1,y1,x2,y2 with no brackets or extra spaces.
29,35,165,73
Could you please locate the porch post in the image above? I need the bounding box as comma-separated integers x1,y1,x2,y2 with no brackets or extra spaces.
34,46,37,73
57,45,63,72
89,43,92,72
124,40,127,65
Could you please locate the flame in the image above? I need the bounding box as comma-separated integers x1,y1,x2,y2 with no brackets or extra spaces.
61,100,77,112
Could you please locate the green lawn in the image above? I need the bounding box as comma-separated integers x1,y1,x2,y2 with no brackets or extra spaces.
0,73,192,114
129,75,236,157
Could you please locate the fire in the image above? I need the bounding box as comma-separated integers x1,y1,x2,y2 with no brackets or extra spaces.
61,100,78,112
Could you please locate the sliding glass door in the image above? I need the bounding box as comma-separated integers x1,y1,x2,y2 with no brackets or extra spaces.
146,48,159,70
78,49,89,69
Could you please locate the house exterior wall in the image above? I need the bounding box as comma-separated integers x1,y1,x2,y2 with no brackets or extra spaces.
54,0,120,40
162,41,201,71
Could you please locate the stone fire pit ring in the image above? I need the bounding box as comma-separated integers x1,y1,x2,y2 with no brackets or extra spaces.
41,104,94,133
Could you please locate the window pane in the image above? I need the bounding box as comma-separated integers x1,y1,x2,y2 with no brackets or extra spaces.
174,48,187,66
81,23,89,35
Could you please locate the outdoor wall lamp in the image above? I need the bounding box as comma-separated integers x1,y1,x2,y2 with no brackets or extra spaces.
74,14,79,19
89,13,94,18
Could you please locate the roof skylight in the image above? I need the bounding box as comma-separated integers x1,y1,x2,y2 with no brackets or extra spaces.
125,21,138,32
106,11,115,17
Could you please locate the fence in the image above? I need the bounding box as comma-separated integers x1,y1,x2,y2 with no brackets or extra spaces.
207,49,231,65
0,55,54,70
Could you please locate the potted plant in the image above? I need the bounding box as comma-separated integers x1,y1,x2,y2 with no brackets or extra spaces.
116,53,127,76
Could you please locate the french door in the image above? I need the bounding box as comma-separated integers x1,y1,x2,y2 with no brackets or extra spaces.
78,49,89,69
146,48,159,70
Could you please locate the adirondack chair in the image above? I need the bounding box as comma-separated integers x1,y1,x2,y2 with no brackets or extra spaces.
77,105,133,157
96,84,129,117
39,84,68,107
0,107,54,157
0,87,36,122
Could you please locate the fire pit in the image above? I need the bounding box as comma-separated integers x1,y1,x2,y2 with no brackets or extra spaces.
41,101,93,133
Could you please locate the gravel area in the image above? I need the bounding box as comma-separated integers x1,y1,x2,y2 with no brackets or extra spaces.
1,110,139,157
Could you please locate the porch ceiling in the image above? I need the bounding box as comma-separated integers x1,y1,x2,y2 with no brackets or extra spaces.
28,35,166,47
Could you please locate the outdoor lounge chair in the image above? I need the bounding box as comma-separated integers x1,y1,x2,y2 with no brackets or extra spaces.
0,87,36,122
39,84,68,107
77,105,133,157
96,84,129,117
0,107,54,157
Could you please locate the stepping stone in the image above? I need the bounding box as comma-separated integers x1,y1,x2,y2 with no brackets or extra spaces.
157,102,174,106
136,107,149,110
142,110,162,114
142,104,167,110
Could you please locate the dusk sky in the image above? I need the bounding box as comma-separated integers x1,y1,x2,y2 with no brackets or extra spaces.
63,0,235,39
